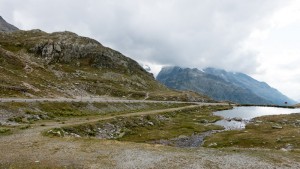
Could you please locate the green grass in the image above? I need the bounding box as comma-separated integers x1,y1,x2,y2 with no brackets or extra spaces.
1,101,194,123
118,106,227,142
203,113,300,149
59,105,231,143
0,127,12,135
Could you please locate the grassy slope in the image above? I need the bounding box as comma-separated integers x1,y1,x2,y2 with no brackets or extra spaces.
0,101,194,135
57,105,231,143
0,30,211,102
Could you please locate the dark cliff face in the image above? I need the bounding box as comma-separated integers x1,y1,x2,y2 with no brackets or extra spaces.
0,16,19,32
157,66,295,105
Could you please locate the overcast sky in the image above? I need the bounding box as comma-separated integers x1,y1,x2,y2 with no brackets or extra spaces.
1,0,300,102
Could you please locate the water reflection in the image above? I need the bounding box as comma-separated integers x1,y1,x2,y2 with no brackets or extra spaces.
215,120,246,130
214,106,300,130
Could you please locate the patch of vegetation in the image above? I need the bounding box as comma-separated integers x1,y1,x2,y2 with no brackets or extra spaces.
0,127,12,135
37,101,193,118
8,116,25,123
203,113,300,150
118,106,227,142
19,125,31,130
59,105,231,144
38,102,93,117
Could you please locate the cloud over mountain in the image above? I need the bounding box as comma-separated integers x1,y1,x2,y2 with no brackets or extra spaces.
1,0,299,101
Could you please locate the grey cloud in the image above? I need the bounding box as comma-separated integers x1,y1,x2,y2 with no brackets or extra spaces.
0,0,290,74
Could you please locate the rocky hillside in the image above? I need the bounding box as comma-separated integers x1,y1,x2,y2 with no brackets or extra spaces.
0,16,19,32
157,66,295,105
294,103,300,108
0,18,211,102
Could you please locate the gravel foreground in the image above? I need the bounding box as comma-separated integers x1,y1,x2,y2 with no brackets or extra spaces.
0,124,299,169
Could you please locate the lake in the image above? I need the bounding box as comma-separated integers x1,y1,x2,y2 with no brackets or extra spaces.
214,106,300,130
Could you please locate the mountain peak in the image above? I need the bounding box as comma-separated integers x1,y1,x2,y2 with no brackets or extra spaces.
157,66,296,105
0,16,19,32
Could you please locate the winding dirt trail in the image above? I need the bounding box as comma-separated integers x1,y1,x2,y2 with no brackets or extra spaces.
0,104,299,168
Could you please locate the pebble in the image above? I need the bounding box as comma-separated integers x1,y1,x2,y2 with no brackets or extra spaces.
272,125,283,129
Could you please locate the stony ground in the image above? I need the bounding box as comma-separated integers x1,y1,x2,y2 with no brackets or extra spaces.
0,105,300,169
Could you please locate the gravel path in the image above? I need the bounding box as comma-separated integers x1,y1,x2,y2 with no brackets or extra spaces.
0,96,227,106
0,104,299,168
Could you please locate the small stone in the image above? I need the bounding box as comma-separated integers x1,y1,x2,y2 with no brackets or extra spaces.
281,144,294,151
147,121,154,126
208,143,218,147
272,125,283,129
281,148,288,152
199,119,208,123
178,135,188,139
118,132,125,138
54,44,61,52
233,117,242,121
70,133,81,138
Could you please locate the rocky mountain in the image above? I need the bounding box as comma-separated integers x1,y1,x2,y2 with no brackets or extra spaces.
157,66,296,105
0,18,211,102
0,16,19,32
203,68,296,105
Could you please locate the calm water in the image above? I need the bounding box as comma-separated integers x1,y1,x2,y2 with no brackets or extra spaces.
214,106,300,130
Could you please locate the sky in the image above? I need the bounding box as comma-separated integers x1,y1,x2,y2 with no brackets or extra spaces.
1,0,300,101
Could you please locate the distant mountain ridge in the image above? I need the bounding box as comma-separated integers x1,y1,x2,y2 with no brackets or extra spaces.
157,66,296,105
0,16,19,32
203,68,296,105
